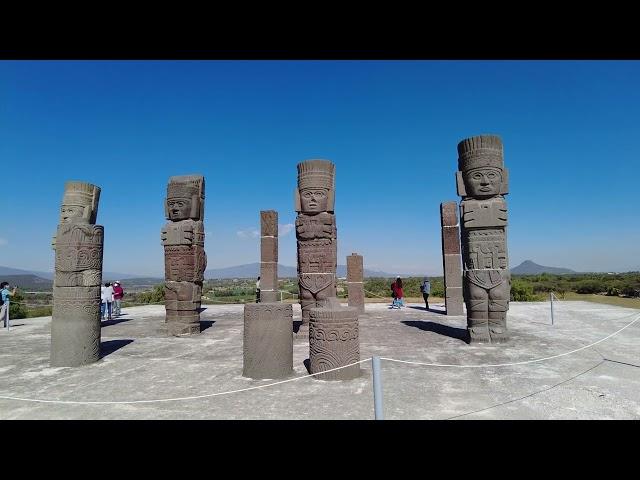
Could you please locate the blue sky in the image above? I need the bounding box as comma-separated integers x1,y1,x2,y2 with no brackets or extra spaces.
1,60,639,276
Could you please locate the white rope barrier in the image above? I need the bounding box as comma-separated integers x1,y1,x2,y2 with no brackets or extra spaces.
0,358,372,405
381,312,640,368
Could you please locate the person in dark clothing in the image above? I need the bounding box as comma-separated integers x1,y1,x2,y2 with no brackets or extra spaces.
420,277,431,310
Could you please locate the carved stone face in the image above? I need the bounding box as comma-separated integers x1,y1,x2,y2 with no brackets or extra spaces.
463,167,503,197
60,205,86,224
167,197,192,221
300,188,328,213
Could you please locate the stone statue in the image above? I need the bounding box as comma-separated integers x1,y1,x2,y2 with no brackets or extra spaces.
161,175,207,336
51,181,103,367
260,210,278,303
295,159,337,324
440,202,464,315
456,135,510,343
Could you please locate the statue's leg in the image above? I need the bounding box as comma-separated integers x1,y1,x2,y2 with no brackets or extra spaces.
488,278,510,343
299,285,315,324
466,281,490,343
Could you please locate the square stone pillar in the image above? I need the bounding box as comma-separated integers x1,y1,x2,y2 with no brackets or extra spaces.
346,253,365,314
260,210,279,303
440,202,464,315
243,303,293,379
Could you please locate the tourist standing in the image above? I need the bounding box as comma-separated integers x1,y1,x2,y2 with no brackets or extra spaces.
420,277,431,310
391,276,404,309
112,281,124,316
0,282,17,327
101,282,114,320
255,276,261,303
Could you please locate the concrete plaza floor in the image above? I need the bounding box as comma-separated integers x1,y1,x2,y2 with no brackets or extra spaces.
1,300,639,419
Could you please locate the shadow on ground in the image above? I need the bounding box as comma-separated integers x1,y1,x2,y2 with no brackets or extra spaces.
101,318,132,327
200,320,216,332
402,320,470,344
407,305,446,315
100,339,134,358
293,320,303,333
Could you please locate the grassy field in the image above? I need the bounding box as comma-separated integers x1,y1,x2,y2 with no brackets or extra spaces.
560,292,640,309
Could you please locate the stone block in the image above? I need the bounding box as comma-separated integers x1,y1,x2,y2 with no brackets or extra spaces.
442,227,461,254
309,306,360,381
440,201,458,227
444,256,463,288
243,303,293,379
346,253,363,282
260,210,278,237
260,262,278,290
347,283,365,314
261,236,278,263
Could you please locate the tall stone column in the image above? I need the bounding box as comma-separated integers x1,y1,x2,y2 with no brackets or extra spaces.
161,175,207,336
440,202,464,315
295,159,337,324
346,253,365,314
260,210,278,303
309,298,359,381
243,303,293,379
456,135,510,343
50,181,103,367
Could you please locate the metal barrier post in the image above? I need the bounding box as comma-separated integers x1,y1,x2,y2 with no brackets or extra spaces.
372,356,384,420
550,292,555,326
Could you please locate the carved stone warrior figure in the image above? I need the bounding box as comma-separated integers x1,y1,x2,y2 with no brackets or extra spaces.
161,175,207,336
456,135,510,343
51,181,103,367
295,159,337,324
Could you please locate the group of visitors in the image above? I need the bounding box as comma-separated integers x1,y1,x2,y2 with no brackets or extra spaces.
390,276,431,310
100,281,124,321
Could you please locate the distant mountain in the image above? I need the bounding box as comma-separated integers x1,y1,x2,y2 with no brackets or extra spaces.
205,263,400,279
511,260,576,275
0,266,140,281
1,274,53,291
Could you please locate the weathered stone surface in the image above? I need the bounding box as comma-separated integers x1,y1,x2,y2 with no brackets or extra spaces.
442,227,461,255
243,303,293,379
445,287,464,316
347,284,365,314
309,305,360,381
260,290,278,303
260,210,278,237
295,160,337,323
260,262,278,291
162,175,206,336
441,202,463,316
456,135,510,343
346,253,363,282
260,210,278,303
346,253,365,313
51,181,103,367
440,201,458,227
443,255,463,288
260,236,277,263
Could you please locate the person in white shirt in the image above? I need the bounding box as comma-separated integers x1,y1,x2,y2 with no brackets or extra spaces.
100,282,115,320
